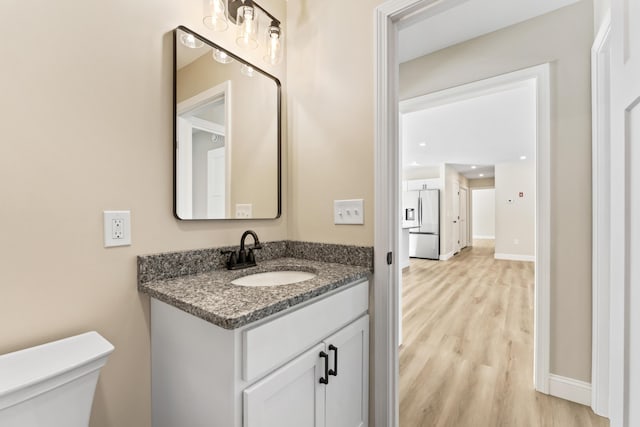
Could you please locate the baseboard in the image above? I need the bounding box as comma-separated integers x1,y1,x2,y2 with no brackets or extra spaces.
494,253,535,262
439,251,454,261
472,235,495,239
548,374,591,407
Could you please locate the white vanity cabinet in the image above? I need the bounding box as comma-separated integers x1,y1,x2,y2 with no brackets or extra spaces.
244,315,369,427
150,279,369,427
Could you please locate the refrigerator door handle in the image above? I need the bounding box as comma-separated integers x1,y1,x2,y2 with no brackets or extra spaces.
418,196,422,227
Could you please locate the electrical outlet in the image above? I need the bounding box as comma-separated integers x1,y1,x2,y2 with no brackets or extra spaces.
104,211,131,247
112,218,124,239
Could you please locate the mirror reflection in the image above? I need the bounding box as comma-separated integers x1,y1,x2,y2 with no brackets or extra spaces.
174,27,280,220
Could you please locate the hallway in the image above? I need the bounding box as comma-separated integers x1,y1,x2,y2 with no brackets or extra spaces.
399,240,608,426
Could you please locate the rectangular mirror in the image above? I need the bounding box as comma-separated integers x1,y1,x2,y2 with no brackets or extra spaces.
174,26,281,220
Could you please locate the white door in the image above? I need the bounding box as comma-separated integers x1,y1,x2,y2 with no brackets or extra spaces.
244,343,326,427
459,187,468,248
324,316,369,427
207,147,226,218
610,2,640,426
453,181,460,254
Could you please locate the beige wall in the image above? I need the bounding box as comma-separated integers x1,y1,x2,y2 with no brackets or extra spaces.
400,1,594,381
403,165,441,180
0,0,286,426
286,0,379,245
468,177,496,188
495,160,536,257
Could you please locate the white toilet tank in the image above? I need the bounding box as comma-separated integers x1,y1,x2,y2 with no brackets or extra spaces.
0,331,114,427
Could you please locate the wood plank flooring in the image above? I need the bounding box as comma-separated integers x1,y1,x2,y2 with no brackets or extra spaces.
399,239,608,427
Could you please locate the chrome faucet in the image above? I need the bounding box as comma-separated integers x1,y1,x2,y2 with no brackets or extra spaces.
224,230,262,270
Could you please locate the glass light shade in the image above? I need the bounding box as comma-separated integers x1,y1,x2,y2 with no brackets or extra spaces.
213,49,234,64
236,5,259,49
180,33,204,49
263,24,282,65
203,0,228,31
240,64,255,77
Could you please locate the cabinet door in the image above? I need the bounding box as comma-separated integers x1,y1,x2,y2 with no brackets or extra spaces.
324,315,369,427
244,343,326,427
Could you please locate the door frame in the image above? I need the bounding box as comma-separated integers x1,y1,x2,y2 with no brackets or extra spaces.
373,2,551,425
590,11,611,418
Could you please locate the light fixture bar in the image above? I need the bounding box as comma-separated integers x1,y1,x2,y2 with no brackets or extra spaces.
228,0,280,26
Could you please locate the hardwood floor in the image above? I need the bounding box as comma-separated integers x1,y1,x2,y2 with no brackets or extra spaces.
399,239,608,427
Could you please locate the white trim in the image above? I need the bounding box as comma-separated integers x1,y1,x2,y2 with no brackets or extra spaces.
548,374,592,407
439,250,455,261
590,11,611,419
494,253,535,262
375,2,551,425
400,75,536,114
374,3,440,426
472,235,495,239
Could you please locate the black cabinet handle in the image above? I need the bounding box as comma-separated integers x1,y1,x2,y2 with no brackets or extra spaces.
328,345,338,376
319,351,329,384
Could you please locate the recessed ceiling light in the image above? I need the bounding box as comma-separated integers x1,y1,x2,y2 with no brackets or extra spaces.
419,142,427,147
471,165,477,169
520,155,527,160
410,161,420,167
479,173,485,177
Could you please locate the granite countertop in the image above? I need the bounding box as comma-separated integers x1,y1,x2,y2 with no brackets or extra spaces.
139,257,370,330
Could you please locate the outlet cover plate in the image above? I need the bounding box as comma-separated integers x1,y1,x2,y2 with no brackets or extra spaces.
334,199,364,225
104,210,131,247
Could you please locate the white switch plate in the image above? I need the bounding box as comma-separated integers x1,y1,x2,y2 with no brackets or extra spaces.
334,199,364,225
104,210,131,247
235,204,253,219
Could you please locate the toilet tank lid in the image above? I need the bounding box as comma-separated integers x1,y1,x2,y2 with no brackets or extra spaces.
0,331,114,397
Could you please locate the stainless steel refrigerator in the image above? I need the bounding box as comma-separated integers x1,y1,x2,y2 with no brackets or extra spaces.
404,189,440,260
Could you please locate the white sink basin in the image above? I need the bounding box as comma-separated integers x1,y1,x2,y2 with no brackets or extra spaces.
231,271,317,287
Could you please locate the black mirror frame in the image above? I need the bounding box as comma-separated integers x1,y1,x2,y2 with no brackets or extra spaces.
173,25,282,220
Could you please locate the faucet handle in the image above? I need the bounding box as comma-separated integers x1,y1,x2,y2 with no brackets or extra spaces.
221,250,237,269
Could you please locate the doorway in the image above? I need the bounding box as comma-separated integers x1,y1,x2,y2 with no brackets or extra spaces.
397,70,541,424
373,1,563,424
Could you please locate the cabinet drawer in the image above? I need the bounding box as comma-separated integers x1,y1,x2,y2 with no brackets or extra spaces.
243,280,368,382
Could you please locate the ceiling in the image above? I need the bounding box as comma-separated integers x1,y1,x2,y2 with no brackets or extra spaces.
401,79,536,180
397,0,580,64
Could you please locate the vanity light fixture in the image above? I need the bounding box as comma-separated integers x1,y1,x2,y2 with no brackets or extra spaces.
264,22,283,65
213,49,234,64
240,63,255,77
203,0,229,31
180,33,204,49
235,1,259,49
208,0,284,65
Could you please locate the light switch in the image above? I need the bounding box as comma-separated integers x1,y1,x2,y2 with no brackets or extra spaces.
236,204,252,219
334,199,364,225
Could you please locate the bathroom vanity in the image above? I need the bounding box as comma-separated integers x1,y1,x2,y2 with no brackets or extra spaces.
138,241,372,427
